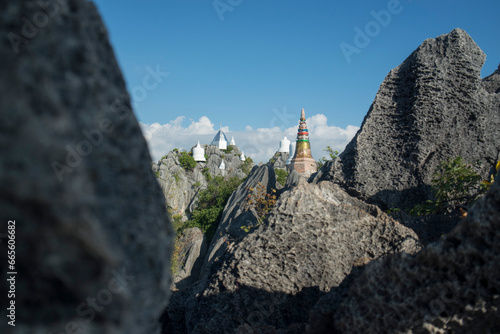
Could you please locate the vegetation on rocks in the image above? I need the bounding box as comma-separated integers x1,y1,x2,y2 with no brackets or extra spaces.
410,156,492,216
179,151,197,170
275,168,289,186
241,182,278,232
241,156,254,174
182,175,244,242
317,145,340,169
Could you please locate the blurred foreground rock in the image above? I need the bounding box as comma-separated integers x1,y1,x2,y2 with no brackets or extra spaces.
0,1,173,333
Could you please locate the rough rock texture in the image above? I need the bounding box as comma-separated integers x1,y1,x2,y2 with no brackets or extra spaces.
269,151,290,170
200,164,278,276
171,178,421,333
154,145,250,220
172,228,207,290
154,151,207,219
324,179,500,333
482,63,500,94
388,211,460,245
315,28,500,210
0,1,173,334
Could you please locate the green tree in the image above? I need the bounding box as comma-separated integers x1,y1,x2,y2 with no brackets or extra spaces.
242,156,254,174
275,168,289,186
183,175,243,242
411,157,485,215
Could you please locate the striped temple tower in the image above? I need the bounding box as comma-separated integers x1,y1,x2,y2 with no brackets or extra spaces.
290,108,317,176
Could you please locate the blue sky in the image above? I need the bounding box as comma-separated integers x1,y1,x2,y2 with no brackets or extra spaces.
93,0,500,162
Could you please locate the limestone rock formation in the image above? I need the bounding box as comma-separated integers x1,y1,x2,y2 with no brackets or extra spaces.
169,178,421,333
269,151,290,170
171,228,207,290
324,179,500,333
153,145,250,221
200,164,278,276
482,63,500,94
0,1,173,334
315,28,500,210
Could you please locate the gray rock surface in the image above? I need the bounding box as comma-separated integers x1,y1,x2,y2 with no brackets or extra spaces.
269,151,289,170
325,178,500,333
482,63,500,94
172,228,207,290
155,145,250,221
200,164,278,276
174,178,421,333
0,1,173,333
315,28,500,210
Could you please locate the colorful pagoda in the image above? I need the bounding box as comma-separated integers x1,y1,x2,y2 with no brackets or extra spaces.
290,109,317,176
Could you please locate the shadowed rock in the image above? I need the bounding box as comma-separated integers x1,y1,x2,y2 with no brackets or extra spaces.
173,178,421,333
322,178,500,333
0,1,173,333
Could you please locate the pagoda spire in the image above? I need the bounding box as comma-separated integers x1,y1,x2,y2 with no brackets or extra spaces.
289,108,317,176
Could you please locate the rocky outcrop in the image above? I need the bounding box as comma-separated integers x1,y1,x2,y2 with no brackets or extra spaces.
320,179,500,333
153,145,251,220
172,228,207,290
315,28,500,210
200,164,278,276
169,178,421,333
482,63,500,94
0,1,173,334
269,151,289,170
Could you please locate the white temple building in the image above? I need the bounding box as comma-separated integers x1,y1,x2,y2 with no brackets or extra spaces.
278,136,290,153
240,151,246,161
286,142,297,165
219,160,226,170
211,129,228,150
230,136,236,146
192,141,206,162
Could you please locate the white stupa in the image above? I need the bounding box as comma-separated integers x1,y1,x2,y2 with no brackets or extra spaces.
211,128,228,150
230,136,236,146
278,136,290,153
219,160,226,170
240,151,246,161
192,141,206,162
286,142,297,165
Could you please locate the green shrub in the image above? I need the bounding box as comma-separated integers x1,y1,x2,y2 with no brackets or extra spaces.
410,157,485,216
173,171,181,184
275,168,289,186
183,175,243,243
225,146,234,154
179,151,197,170
155,171,160,178
242,157,254,174
318,146,340,169
241,183,277,232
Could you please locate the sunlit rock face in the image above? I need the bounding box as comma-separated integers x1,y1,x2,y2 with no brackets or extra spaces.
315,28,500,211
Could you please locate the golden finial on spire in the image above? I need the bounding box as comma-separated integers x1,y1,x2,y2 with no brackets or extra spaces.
301,108,305,120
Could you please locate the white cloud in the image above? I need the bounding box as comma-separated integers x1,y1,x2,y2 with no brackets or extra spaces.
140,115,359,164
